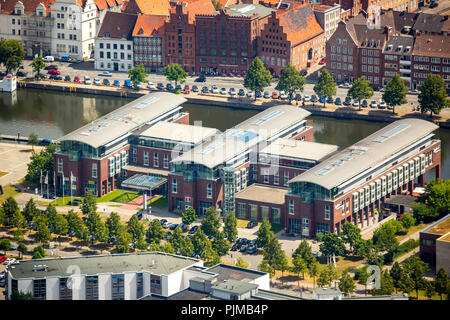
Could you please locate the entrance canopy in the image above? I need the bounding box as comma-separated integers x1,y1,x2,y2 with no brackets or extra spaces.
121,174,167,192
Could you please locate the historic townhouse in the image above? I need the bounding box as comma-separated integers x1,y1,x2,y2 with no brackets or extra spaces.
94,11,137,71
132,14,167,73
195,3,273,76
259,2,325,76
312,4,341,40
382,35,413,88
286,119,441,237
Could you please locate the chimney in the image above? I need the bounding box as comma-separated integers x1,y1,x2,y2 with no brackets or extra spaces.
384,25,391,41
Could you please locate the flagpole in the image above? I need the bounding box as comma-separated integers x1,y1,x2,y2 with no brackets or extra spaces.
70,172,73,204
46,172,49,200
62,173,65,206
53,170,56,205
40,169,43,197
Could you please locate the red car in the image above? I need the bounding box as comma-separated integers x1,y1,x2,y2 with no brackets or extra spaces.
319,59,326,65
0,256,6,263
74,76,81,83
47,69,61,75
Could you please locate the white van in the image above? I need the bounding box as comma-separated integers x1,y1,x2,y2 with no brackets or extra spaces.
43,56,55,62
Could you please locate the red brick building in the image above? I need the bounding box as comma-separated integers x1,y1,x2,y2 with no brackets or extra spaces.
195,4,273,75
165,0,216,74
258,2,325,75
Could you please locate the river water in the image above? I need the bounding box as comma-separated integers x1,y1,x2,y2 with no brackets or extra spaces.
0,88,448,178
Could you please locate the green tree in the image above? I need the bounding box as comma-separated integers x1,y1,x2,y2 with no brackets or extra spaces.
314,69,337,107
86,212,107,243
28,133,39,151
179,237,194,257
201,240,221,267
75,219,89,241
32,55,46,79
44,203,58,232
262,236,284,267
211,0,223,10
355,266,370,295
128,64,148,89
105,212,121,238
319,233,346,257
418,74,450,116
340,222,361,253
223,211,238,242
24,143,56,187
11,210,26,230
146,219,164,245
169,227,183,253
339,271,356,297
181,206,197,226
291,254,307,287
10,290,38,300
163,64,188,88
275,251,289,281
35,221,52,244
423,279,436,300
192,229,208,257
373,221,400,252
211,231,230,257
116,224,133,253
17,243,27,258
421,179,450,218
434,267,449,300
244,57,272,97
127,215,145,243
32,245,46,259
147,242,161,252
412,202,439,223
275,64,306,100
161,242,175,254
0,238,11,254
347,76,374,111
397,269,415,294
13,229,24,243
200,207,220,237
0,39,26,73
390,262,403,294
382,73,408,114
66,210,79,234
235,257,249,269
80,190,97,216
293,239,315,268
22,198,39,223
404,256,429,299
317,264,337,287
258,260,274,278
308,258,320,289
371,270,395,296
1,196,20,223
53,214,69,242
400,212,416,230
256,218,275,249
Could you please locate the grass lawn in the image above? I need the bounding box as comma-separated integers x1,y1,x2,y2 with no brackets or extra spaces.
0,184,21,204
150,196,168,208
0,171,8,178
98,189,140,203
316,255,366,275
396,222,434,242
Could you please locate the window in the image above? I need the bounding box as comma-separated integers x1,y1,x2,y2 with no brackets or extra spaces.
33,279,46,300
261,206,269,221
324,205,330,220
136,273,144,299
59,278,73,300
111,274,124,300
346,199,350,213
284,171,289,186
206,183,212,199
262,168,269,183
143,151,149,166
58,158,63,173
238,202,246,219
249,204,258,221
302,216,309,236
171,179,177,194
153,153,159,167
163,154,169,169
271,208,280,224
92,163,97,178
274,171,279,185
288,199,295,215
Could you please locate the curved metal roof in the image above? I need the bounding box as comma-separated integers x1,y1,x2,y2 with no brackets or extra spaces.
290,119,439,190
57,92,187,148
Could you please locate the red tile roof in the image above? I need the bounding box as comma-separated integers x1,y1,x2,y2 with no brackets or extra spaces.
98,11,139,39
413,34,450,59
276,2,323,46
122,0,170,16
0,0,55,15
132,13,166,36
170,0,216,23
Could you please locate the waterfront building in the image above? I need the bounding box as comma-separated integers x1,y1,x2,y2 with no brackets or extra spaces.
168,105,313,216
4,252,273,300
258,2,325,75
93,0,125,36
419,214,450,274
94,11,137,71
286,118,441,237
53,92,188,197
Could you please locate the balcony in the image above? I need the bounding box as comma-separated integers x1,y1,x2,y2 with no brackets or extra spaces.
400,68,411,73
399,59,411,65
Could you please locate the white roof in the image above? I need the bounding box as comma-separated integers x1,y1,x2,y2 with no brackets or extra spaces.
259,138,338,161
138,122,219,145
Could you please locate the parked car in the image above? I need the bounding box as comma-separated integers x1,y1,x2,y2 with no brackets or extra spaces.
183,85,190,93
157,82,165,90
166,83,174,91
239,245,248,252
64,75,71,82
247,220,258,229
47,69,60,75
264,91,271,99
176,84,183,91
352,100,359,107
147,82,155,90
361,100,368,108
319,58,326,65
319,96,326,104
280,91,288,100
74,76,81,83
16,71,27,77
211,85,219,94
231,243,239,251
195,74,206,82
370,100,377,108
169,223,179,230
113,79,121,86
159,219,167,226
295,93,302,101
44,65,58,70
255,91,262,98
229,87,236,96
339,82,351,88
379,100,387,109
303,95,310,102
43,56,55,62
103,78,110,86
311,95,318,103
220,87,227,95
272,91,279,99
124,79,133,88
189,225,199,234
60,54,70,62
93,78,101,85
335,97,342,105
84,76,92,85
4,258,16,265
246,245,257,254
98,71,112,77
344,97,352,106
238,89,246,97
0,256,6,263
326,96,334,104
201,86,209,93
247,90,254,98
192,85,199,92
